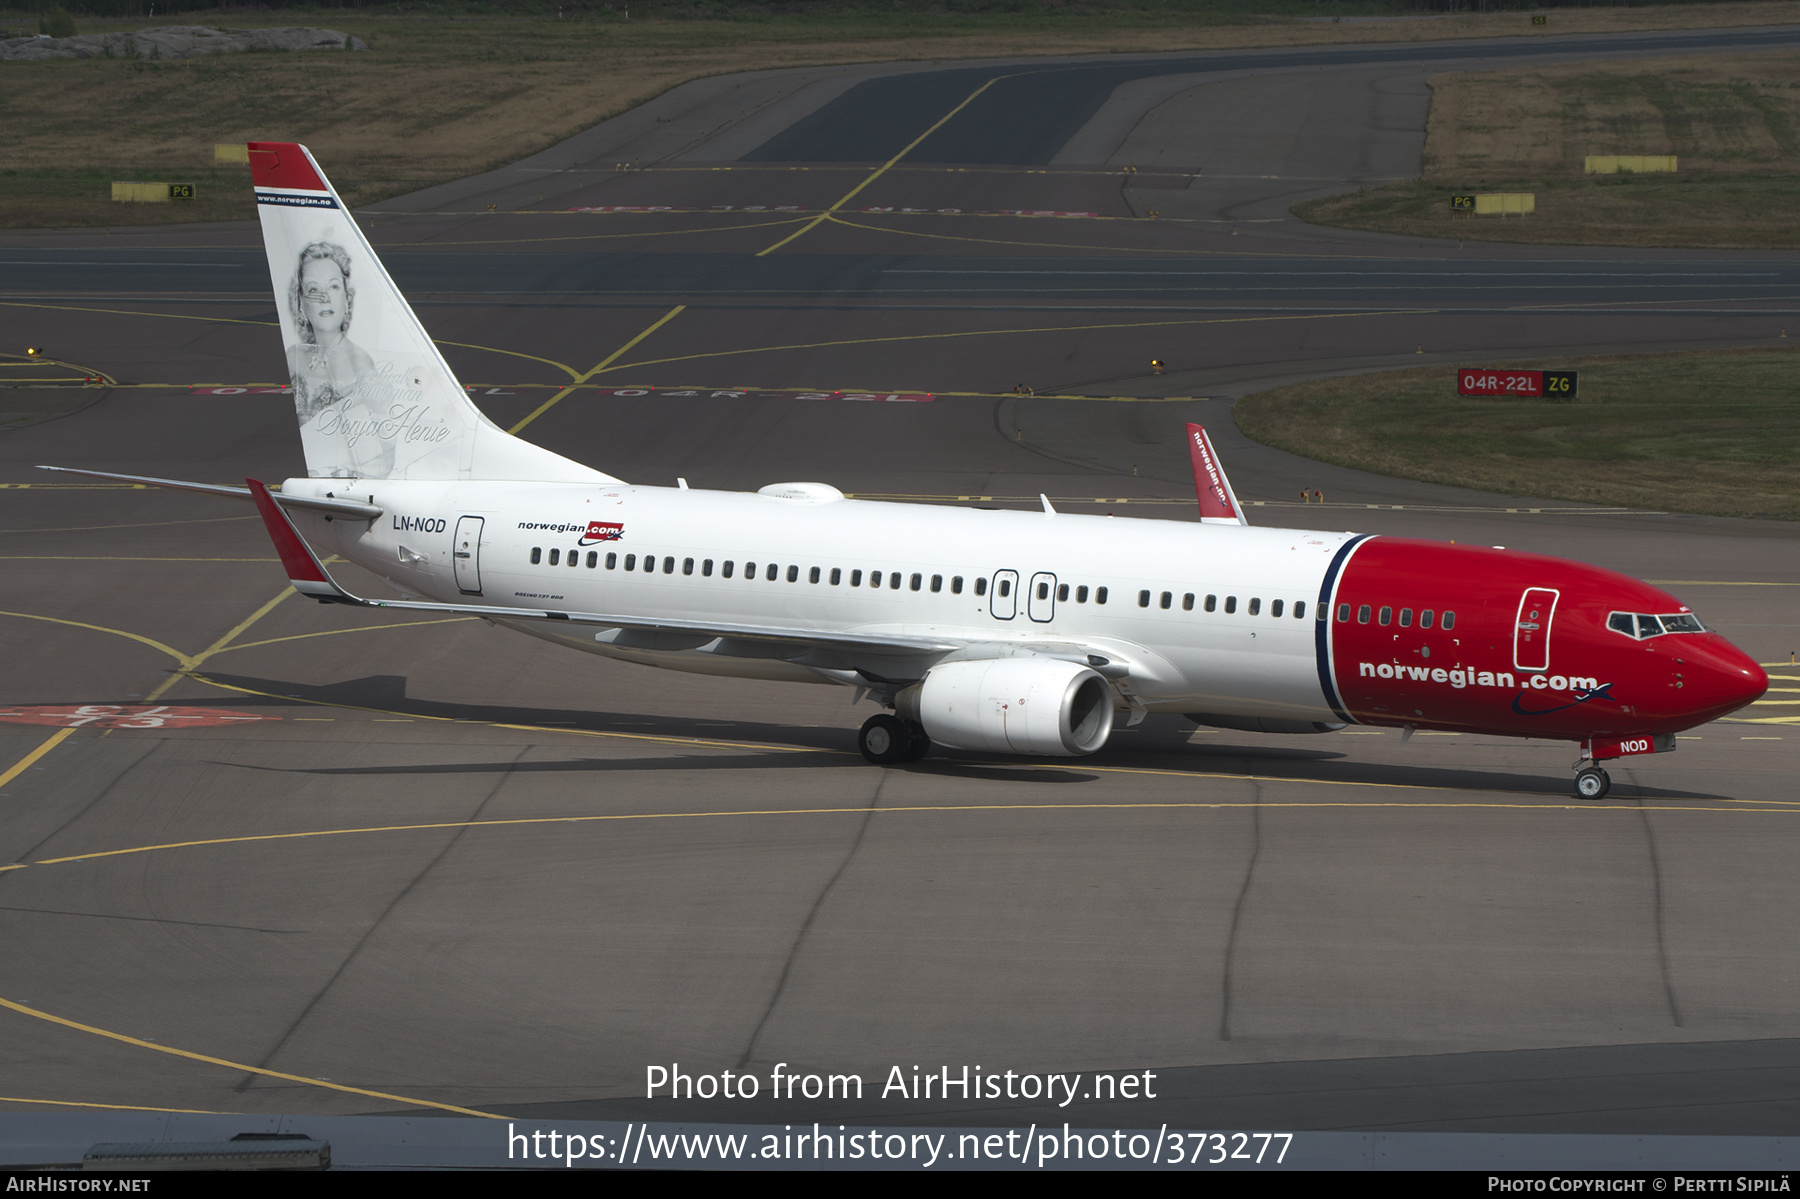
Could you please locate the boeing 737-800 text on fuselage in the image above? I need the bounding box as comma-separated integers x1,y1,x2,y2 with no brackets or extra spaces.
42,143,1767,800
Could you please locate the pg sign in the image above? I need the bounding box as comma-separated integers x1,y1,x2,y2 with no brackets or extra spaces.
1458,368,1577,400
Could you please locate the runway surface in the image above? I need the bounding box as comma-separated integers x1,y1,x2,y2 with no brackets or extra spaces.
1,25,1798,1142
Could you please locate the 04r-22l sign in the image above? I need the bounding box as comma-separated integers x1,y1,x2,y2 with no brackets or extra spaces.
1458,368,1577,399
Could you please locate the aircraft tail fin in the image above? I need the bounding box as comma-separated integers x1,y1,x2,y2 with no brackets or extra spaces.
248,142,614,484
1186,423,1247,525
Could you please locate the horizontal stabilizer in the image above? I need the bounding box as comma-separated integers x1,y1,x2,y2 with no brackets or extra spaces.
37,465,382,519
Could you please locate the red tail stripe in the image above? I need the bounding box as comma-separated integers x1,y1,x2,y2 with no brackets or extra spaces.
247,142,327,193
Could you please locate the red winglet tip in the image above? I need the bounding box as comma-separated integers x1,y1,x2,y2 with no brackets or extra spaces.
1186,423,1240,521
245,478,332,585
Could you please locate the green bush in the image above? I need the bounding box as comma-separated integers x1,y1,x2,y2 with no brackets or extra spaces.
38,5,76,37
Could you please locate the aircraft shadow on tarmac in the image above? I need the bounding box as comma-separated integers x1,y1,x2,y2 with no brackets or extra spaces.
185,671,1734,803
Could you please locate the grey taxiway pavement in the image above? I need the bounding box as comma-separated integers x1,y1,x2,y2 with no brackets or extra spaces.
0,26,1797,1141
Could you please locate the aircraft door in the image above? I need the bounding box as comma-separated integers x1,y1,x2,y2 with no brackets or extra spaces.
1028,572,1057,623
454,516,484,595
989,570,1018,620
1514,587,1558,671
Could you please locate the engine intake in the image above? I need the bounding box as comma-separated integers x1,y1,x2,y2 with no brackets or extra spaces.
897,658,1115,756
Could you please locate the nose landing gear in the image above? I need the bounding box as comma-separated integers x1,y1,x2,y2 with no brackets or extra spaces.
859,713,931,764
1574,764,1611,801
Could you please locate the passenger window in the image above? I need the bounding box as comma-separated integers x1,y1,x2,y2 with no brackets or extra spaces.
912,573,923,591
1337,603,1350,622
570,553,579,569
587,552,598,568
933,575,944,593
830,568,841,585
1138,590,1151,608
1295,601,1306,620
663,557,674,574
1378,606,1392,626
889,572,902,589
746,560,757,577
1160,591,1172,610
1057,583,1068,601
851,570,862,586
1419,609,1433,629
1397,608,1410,627
549,549,560,566
1248,598,1260,616
810,566,821,584
786,565,798,582
1271,599,1283,618
1076,585,1088,603
1357,604,1370,624
1205,594,1217,613
703,559,713,577
768,564,780,581
606,552,617,570
684,558,694,576
722,560,734,578
1182,593,1194,611
1442,612,1455,630
1096,587,1108,604
952,576,964,594
975,577,987,597
531,547,542,565
997,579,1010,597
1224,596,1237,614
870,571,882,589
1038,582,1050,600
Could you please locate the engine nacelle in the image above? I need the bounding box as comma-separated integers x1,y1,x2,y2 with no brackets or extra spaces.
896,658,1115,756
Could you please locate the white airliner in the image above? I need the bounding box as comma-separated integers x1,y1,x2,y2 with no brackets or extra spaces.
43,143,1766,798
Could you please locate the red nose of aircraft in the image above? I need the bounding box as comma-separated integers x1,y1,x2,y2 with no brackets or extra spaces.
1680,636,1770,725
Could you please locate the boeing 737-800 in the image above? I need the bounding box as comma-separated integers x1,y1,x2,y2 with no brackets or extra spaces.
42,143,1768,799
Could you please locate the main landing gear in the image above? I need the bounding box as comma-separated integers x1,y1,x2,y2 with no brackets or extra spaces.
859,713,930,765
1574,765,1612,801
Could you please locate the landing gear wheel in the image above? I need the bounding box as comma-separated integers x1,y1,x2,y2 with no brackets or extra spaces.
859,714,911,765
1574,766,1611,801
902,721,931,762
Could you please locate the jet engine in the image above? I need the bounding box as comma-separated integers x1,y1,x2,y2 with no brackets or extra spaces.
896,657,1115,756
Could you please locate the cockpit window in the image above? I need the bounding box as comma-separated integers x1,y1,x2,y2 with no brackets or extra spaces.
1608,611,1705,640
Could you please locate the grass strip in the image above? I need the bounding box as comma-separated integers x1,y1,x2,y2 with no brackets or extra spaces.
1232,346,1800,521
1294,174,1800,251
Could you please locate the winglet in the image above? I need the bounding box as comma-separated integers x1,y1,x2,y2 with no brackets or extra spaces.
1186,423,1246,525
246,478,358,602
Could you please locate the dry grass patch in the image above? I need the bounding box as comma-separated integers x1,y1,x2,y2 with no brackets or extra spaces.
1232,347,1800,521
1298,49,1800,248
1425,50,1800,178
4,2,1800,228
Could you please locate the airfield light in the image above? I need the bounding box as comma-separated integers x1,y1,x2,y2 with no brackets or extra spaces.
25,347,43,357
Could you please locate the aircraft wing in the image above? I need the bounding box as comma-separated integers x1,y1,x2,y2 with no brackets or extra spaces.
244,478,968,657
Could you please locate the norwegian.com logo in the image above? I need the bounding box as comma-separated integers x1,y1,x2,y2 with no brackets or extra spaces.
580,521,624,545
